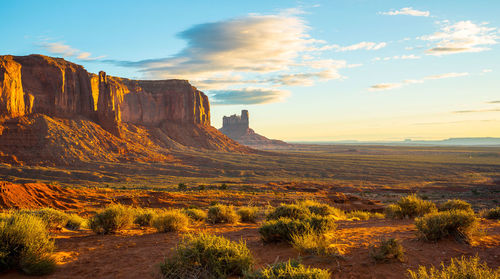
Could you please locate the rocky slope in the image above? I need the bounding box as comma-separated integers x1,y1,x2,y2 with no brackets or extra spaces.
0,54,250,165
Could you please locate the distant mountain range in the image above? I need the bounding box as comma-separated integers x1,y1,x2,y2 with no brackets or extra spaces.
291,137,500,146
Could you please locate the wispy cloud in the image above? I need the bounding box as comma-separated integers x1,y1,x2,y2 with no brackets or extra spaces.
209,88,289,105
453,108,500,114
38,41,105,61
102,11,352,105
420,21,498,55
369,72,469,91
381,7,430,17
329,41,387,52
373,54,421,61
488,100,500,104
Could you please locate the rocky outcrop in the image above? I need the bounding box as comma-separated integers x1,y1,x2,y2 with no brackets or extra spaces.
220,110,288,147
0,54,211,129
0,54,249,165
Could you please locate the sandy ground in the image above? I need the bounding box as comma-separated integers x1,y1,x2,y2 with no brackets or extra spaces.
3,218,499,279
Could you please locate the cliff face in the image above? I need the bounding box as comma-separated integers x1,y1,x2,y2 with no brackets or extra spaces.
0,54,210,128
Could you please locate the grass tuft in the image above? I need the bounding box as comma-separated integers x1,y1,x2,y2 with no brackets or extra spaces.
152,210,189,232
407,255,499,279
237,207,260,223
207,205,239,224
385,194,437,219
415,210,477,242
89,204,135,234
244,259,331,279
369,238,405,263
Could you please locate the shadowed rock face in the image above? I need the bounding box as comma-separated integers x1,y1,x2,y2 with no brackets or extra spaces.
0,54,210,129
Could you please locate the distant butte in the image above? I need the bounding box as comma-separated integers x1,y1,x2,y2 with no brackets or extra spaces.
219,110,288,147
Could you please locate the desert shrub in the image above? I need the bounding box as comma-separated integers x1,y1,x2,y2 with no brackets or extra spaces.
89,204,135,234
183,208,207,221
159,233,254,279
259,215,335,243
0,214,56,275
297,200,345,219
369,238,405,263
245,259,330,279
134,208,159,227
178,183,187,191
219,183,228,190
415,210,477,241
385,194,437,219
481,207,500,220
65,213,86,230
207,205,239,224
307,215,337,233
237,207,259,223
440,199,473,212
152,210,189,233
407,255,499,279
291,233,340,257
266,204,311,221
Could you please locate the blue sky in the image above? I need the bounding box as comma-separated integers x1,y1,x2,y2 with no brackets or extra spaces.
2,0,499,140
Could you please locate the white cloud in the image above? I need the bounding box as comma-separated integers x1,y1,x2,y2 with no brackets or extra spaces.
330,41,387,52
39,41,105,61
482,69,493,73
210,88,289,105
372,54,421,61
381,7,430,17
369,72,469,91
420,21,498,55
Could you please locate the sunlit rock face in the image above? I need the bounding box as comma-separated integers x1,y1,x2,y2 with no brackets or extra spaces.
0,54,211,130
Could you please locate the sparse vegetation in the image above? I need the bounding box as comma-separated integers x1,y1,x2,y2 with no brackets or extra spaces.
291,233,340,257
439,199,473,212
385,194,437,219
134,208,159,227
0,214,56,275
369,238,405,263
207,205,239,224
237,207,260,223
346,210,385,220
183,208,207,221
152,210,189,232
407,255,499,279
159,233,254,279
415,210,477,241
481,207,500,220
177,183,187,191
89,204,135,234
297,200,345,219
259,215,336,243
17,208,85,230
245,259,331,279
266,204,311,220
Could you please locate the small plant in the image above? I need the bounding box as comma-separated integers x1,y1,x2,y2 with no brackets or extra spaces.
178,183,187,191
266,204,311,221
134,208,159,227
152,210,189,232
407,255,499,279
415,210,477,241
291,233,340,257
17,208,85,230
259,216,335,243
89,204,135,234
346,210,385,220
439,199,473,212
207,205,239,224
219,183,228,190
0,214,56,275
65,213,86,230
385,194,437,219
244,259,331,279
297,200,345,219
237,207,260,223
183,208,207,221
481,207,500,220
160,233,254,279
369,238,405,263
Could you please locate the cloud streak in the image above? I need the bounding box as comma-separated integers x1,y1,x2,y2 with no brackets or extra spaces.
369,72,469,91
420,21,498,55
39,41,104,61
209,88,289,105
381,7,430,17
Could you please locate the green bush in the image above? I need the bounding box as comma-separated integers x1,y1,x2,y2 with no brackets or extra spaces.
297,200,345,219
237,207,260,223
89,204,135,234
415,210,477,241
369,238,405,263
160,233,254,279
183,208,207,221
134,208,159,227
440,199,473,212
407,255,499,279
207,205,239,224
152,210,189,232
259,215,335,243
245,259,331,279
266,204,311,221
385,195,437,219
291,233,339,257
0,214,56,275
65,213,86,230
481,207,500,220
178,183,187,191
18,208,85,230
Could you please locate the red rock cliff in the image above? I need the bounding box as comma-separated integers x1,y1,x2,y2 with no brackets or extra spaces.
0,55,211,128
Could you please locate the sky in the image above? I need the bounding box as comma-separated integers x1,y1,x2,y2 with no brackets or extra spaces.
1,0,499,141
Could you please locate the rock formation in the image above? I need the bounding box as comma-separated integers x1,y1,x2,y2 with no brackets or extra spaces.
219,110,288,147
0,54,250,165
